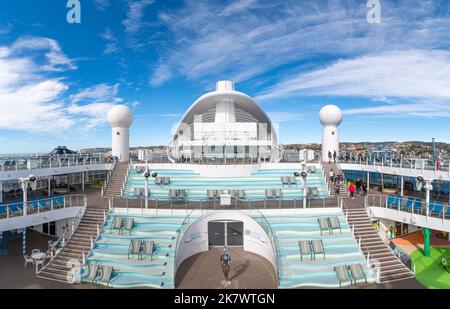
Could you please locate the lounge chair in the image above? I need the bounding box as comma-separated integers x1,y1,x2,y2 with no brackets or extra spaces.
128,240,143,260
110,217,123,234
142,241,155,261
95,265,113,287
281,177,289,185
334,265,352,287
309,166,316,173
163,177,171,185
121,218,134,235
178,190,186,199
402,197,414,211
237,190,245,199
169,189,177,199
298,241,312,261
274,189,282,199
207,190,216,199
289,176,297,184
431,201,444,216
311,187,319,196
311,239,325,260
348,264,367,285
328,217,341,234
265,189,274,198
318,217,330,236
155,177,162,185
81,264,99,283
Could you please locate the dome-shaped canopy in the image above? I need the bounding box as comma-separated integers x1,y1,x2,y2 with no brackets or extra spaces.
108,105,133,128
319,105,343,126
174,81,275,140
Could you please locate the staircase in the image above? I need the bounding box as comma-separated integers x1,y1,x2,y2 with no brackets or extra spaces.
322,163,348,197
344,207,415,283
103,162,129,197
37,208,106,283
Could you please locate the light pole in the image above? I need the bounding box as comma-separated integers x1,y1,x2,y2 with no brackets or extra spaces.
19,174,37,216
294,171,308,208
19,174,36,257
143,170,158,209
143,171,150,209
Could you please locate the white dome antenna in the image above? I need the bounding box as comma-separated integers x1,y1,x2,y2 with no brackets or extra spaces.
108,105,133,162
319,105,343,163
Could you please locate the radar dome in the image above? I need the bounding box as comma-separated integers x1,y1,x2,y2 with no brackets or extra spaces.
319,105,342,126
107,105,133,128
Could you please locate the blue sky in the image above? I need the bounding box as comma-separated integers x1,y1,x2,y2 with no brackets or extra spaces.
1,0,450,154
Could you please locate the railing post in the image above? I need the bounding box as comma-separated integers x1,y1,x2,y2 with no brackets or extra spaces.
90,237,93,249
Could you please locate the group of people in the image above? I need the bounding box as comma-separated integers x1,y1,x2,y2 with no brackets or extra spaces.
329,168,344,195
327,150,338,163
347,178,368,199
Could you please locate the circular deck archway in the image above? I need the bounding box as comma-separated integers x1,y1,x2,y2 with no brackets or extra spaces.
173,210,278,288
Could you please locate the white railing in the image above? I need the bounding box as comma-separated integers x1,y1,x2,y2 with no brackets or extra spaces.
365,194,449,222
338,154,450,174
0,194,87,220
0,153,112,172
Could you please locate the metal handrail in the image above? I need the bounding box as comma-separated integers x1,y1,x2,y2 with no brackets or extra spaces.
37,196,87,274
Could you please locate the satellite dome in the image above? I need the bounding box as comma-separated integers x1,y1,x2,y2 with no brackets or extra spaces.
319,105,343,126
107,105,133,128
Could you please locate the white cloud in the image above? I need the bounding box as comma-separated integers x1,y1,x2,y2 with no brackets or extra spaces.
95,0,110,11
122,0,154,34
0,37,123,134
220,0,258,16
70,83,120,103
100,28,120,55
256,50,450,100
149,64,172,86
150,0,450,87
11,37,76,71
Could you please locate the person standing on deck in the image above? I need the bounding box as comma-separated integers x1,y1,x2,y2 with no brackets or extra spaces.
220,247,232,284
348,182,356,199
333,150,337,163
328,151,332,163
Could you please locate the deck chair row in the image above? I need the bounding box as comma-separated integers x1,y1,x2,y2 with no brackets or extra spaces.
298,240,325,261
318,217,341,235
110,217,134,235
281,176,297,185
155,177,171,185
334,264,368,287
81,264,114,287
128,240,155,260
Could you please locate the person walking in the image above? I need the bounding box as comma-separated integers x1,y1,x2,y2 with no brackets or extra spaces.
220,247,232,284
334,181,340,195
328,151,332,163
333,150,337,163
355,178,362,196
329,169,335,183
362,182,368,196
348,182,356,199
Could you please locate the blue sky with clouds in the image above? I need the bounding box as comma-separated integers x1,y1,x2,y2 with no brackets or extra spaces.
0,0,450,154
